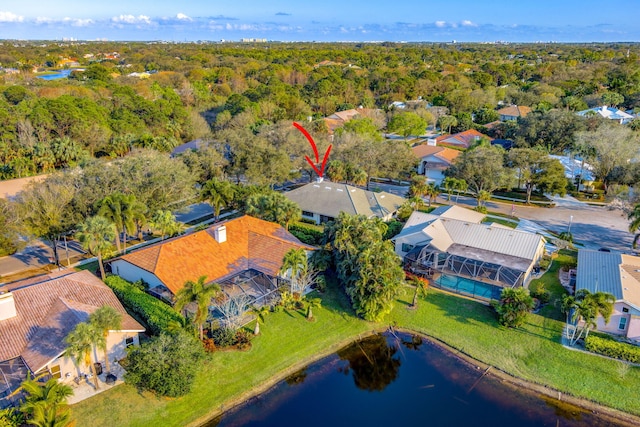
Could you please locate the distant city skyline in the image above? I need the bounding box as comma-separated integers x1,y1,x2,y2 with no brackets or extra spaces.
0,0,638,43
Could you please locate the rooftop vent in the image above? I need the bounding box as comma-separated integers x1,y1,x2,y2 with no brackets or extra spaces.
214,225,227,244
0,291,17,321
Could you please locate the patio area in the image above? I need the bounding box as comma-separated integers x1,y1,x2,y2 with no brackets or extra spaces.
66,360,127,404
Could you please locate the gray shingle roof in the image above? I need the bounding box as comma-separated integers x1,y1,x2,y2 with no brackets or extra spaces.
284,182,405,220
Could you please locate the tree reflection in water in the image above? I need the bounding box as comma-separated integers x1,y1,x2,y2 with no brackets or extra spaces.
337,334,401,392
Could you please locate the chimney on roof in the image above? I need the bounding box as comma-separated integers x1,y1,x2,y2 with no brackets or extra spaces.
214,225,227,244
0,291,17,321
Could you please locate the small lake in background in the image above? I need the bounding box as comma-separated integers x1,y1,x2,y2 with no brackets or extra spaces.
208,332,624,427
36,69,72,80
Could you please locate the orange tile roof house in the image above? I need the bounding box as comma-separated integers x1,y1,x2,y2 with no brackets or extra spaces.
435,129,492,150
323,107,377,136
109,215,314,300
0,270,144,405
412,145,461,185
497,105,532,121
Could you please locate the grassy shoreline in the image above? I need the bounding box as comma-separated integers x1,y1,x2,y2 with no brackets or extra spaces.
72,273,640,426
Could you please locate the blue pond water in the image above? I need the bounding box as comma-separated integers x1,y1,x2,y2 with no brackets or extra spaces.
209,332,624,427
36,69,72,80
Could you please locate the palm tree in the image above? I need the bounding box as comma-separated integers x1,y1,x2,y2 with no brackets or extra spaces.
326,160,346,183
438,115,458,134
251,305,270,335
628,203,640,248
149,209,183,240
96,192,147,254
408,277,428,309
567,289,615,345
425,183,439,207
175,275,221,341
201,178,236,220
18,376,73,427
408,174,428,199
441,177,457,202
75,215,116,279
280,248,308,294
303,297,322,320
89,306,123,374
66,322,104,390
455,179,468,203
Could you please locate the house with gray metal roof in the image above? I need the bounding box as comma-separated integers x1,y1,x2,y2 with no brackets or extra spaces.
395,209,545,301
576,249,640,342
284,181,405,225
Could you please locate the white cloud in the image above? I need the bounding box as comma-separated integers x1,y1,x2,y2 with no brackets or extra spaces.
35,17,54,24
63,17,94,27
176,13,192,21
461,20,477,27
111,14,152,25
435,21,446,28
0,11,23,23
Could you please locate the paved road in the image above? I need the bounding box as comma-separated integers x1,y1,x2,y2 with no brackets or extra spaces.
374,182,634,253
0,203,219,281
0,239,85,279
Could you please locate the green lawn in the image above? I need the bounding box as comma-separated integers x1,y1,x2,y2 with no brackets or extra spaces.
72,256,640,426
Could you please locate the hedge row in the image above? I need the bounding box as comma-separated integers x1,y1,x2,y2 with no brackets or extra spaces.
104,275,184,336
585,333,640,363
289,223,324,246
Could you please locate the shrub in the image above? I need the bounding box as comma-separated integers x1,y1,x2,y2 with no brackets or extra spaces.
124,331,205,397
493,287,534,328
289,223,324,245
211,327,236,347
235,330,252,348
558,231,573,243
0,408,23,427
529,283,550,304
104,275,185,335
538,255,552,270
383,220,404,240
314,274,327,293
585,334,640,363
474,206,488,214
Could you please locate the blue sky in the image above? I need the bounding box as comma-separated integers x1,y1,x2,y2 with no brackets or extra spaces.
0,0,638,42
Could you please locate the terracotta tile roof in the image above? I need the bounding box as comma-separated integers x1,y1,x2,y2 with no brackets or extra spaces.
435,129,491,149
0,270,144,372
412,145,460,164
497,105,532,118
117,215,313,295
323,108,377,135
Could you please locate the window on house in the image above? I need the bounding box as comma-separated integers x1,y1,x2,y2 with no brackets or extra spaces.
302,211,314,217
50,365,61,379
623,307,629,313
125,336,134,347
401,243,415,253
619,317,627,330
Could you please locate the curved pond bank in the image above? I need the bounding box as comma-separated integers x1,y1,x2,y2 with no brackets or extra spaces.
203,330,640,427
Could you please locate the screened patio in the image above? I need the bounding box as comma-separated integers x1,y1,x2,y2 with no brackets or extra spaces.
210,269,289,328
405,243,532,292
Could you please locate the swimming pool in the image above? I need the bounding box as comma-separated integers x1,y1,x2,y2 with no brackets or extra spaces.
434,274,502,300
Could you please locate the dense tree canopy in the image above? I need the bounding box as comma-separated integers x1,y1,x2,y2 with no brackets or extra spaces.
323,213,405,321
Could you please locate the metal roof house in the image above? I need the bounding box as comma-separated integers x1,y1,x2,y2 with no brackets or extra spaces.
395,207,545,301
576,249,640,342
284,181,405,225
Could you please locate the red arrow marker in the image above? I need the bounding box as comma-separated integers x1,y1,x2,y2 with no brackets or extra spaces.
294,122,332,178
